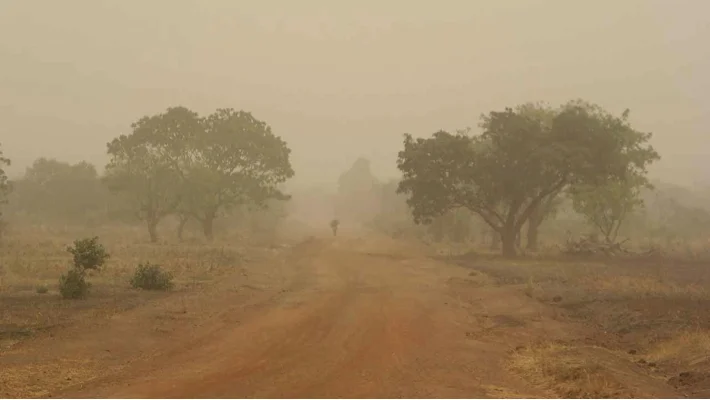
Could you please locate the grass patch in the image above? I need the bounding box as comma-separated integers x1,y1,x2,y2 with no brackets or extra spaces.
648,330,710,366
510,343,632,398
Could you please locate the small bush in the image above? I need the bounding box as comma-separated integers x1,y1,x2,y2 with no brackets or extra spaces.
130,263,174,291
35,285,49,294
59,269,90,299
67,236,110,271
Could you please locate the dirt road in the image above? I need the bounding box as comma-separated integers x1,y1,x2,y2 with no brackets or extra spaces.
23,235,569,398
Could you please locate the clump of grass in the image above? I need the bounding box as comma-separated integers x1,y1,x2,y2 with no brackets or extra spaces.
509,343,628,398
35,285,49,294
130,262,174,291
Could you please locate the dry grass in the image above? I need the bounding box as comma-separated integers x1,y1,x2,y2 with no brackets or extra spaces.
648,329,710,366
581,274,709,300
509,343,630,398
447,239,710,397
0,225,274,353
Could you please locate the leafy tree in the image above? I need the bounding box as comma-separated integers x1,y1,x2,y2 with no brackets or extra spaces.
10,158,109,223
570,174,649,243
172,109,294,240
396,100,659,256
103,108,196,242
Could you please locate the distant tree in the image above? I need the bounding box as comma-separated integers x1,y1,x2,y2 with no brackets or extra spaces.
10,158,109,223
336,158,380,224
0,144,11,235
570,174,649,243
0,144,10,206
396,100,659,256
103,107,198,242
171,109,294,241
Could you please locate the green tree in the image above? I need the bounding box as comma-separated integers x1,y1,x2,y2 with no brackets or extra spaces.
570,174,649,243
172,109,294,240
396,100,659,256
512,102,563,250
103,107,197,242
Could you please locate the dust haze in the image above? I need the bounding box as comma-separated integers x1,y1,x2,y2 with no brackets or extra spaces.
2,0,709,185
3,1,710,398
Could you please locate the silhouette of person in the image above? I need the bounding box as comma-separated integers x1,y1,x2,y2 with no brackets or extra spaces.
330,219,340,236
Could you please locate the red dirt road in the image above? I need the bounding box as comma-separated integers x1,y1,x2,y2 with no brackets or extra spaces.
52,236,560,398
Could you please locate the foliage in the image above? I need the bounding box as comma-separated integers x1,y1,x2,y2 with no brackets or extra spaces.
105,106,294,241
428,208,480,243
174,109,294,240
8,158,113,224
368,179,424,238
103,108,193,242
67,236,110,271
130,262,174,291
35,285,49,294
59,268,91,299
0,143,11,230
396,100,659,256
570,174,649,243
59,237,109,300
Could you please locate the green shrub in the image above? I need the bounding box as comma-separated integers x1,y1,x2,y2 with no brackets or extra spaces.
67,236,110,271
59,269,90,299
130,263,174,291
35,284,49,294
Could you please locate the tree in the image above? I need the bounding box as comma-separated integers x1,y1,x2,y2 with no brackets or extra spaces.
171,109,294,240
0,143,11,236
525,189,564,250
103,108,196,242
513,102,563,251
396,100,659,256
11,158,109,223
335,157,380,224
570,174,648,243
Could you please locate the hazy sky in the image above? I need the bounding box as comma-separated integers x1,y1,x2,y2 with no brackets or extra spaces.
1,0,708,186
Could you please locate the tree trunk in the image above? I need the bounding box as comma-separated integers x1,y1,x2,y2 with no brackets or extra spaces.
500,228,518,257
490,229,500,250
176,214,189,241
526,206,544,251
202,213,216,241
147,218,159,243
526,221,540,250
515,231,522,249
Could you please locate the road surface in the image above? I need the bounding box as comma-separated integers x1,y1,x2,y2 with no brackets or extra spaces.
57,235,560,398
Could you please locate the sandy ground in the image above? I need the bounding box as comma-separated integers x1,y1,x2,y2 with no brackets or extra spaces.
1,233,689,398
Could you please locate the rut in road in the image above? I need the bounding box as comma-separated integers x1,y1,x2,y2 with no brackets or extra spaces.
66,236,552,398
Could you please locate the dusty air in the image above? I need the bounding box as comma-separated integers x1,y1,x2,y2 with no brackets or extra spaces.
1,0,709,398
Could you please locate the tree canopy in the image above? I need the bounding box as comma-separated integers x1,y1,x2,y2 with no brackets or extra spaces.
104,106,294,242
396,100,660,256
